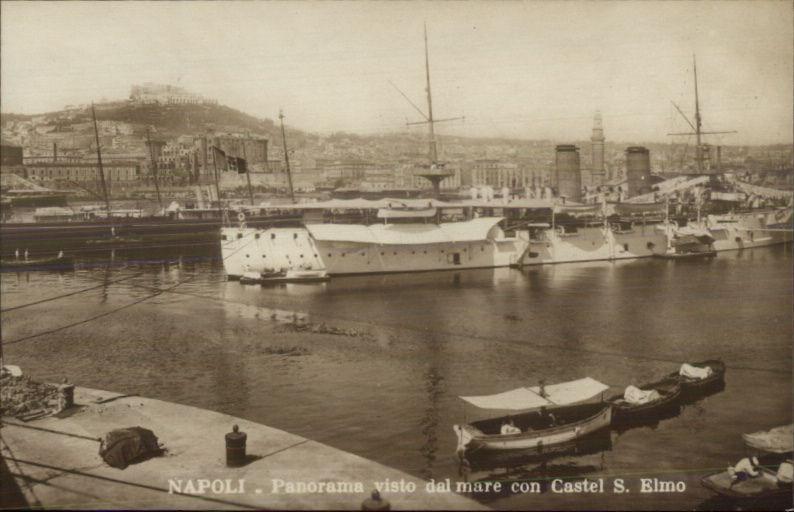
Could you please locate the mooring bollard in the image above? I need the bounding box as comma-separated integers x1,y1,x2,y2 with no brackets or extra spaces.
58,379,75,411
361,489,391,511
225,424,247,467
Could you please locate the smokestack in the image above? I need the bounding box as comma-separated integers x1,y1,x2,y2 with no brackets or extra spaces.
625,146,651,198
555,144,582,202
53,142,58,162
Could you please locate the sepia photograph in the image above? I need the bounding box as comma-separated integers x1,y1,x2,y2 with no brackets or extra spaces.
1,1,792,510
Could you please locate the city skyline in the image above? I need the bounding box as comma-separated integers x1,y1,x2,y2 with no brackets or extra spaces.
1,1,792,146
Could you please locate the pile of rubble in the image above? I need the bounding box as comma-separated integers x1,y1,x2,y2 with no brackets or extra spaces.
262,345,309,356
277,320,371,339
0,370,60,417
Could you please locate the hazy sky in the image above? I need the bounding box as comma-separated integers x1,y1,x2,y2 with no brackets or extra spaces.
2,1,792,144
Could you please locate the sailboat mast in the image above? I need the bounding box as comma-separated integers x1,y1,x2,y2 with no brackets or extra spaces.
242,136,254,206
693,55,703,173
91,103,112,216
424,23,438,165
145,129,163,209
279,110,296,204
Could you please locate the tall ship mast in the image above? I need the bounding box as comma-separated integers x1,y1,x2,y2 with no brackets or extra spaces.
407,24,464,198
668,55,736,174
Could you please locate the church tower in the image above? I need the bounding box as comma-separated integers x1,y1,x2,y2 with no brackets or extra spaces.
591,111,606,185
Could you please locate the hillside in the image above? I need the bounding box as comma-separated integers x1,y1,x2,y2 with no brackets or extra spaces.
1,101,279,139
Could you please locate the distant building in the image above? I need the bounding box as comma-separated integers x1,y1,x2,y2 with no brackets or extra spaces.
590,111,606,186
463,159,536,189
129,83,217,105
24,162,140,184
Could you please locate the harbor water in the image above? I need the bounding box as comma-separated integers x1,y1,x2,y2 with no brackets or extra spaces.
2,244,792,510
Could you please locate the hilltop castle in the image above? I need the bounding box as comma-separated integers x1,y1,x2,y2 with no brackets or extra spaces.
129,83,217,106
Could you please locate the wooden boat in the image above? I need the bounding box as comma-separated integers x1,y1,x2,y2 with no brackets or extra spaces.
1,255,74,271
85,236,143,246
701,461,792,501
239,269,329,285
668,359,726,391
454,377,611,456
636,359,725,405
653,249,717,260
607,380,682,424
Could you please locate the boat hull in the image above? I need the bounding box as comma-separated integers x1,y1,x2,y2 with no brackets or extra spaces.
653,250,717,260
521,225,667,265
701,468,792,501
700,208,793,251
239,269,330,284
455,403,612,454
1,215,299,255
609,383,682,425
0,256,75,272
221,223,527,278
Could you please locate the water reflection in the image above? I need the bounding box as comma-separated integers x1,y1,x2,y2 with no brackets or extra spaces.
2,243,790,512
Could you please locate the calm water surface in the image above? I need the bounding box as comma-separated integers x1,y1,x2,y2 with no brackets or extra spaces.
2,245,792,510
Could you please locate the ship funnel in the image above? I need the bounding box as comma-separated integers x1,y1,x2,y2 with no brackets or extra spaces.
625,146,651,198
555,144,582,202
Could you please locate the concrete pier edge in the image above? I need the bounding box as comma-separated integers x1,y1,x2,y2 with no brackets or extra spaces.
0,386,485,510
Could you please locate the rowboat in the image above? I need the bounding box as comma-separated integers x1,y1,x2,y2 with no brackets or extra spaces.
454,377,612,457
239,269,330,285
668,359,726,392
1,255,74,271
607,380,682,425
644,360,725,404
701,460,792,502
653,249,717,260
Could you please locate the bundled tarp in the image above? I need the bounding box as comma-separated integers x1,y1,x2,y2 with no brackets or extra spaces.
99,427,162,469
742,424,794,454
553,204,603,217
624,385,661,405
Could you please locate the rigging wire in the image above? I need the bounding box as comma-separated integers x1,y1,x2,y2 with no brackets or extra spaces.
1,237,258,345
0,272,145,313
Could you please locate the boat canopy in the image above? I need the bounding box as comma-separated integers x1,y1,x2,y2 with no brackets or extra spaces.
675,234,714,246
377,207,437,219
742,424,793,454
613,202,666,216
460,377,609,411
251,197,556,211
553,204,603,216
306,217,504,245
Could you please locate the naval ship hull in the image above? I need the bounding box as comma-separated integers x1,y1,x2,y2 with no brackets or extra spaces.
1,214,300,257
521,224,668,265
699,208,793,252
221,218,527,278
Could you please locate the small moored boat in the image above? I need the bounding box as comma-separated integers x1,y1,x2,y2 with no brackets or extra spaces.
608,380,682,424
454,377,612,457
1,254,74,271
654,249,717,260
239,269,330,285
668,359,726,391
701,460,792,502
